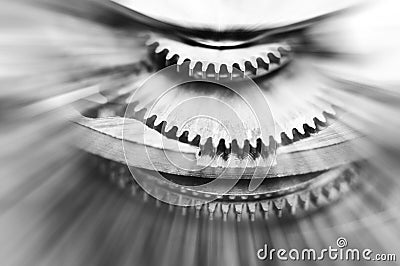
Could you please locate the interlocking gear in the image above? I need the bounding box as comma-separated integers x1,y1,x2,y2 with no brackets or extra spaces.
146,33,292,79
122,58,337,148
72,0,367,220
98,156,361,220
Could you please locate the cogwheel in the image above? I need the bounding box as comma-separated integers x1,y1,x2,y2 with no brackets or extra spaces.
97,156,361,221
75,115,361,176
146,33,292,79
123,58,336,149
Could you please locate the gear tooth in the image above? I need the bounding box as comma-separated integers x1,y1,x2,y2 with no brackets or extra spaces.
322,183,333,199
200,62,207,78
242,140,250,156
261,54,271,65
236,139,246,150
234,204,243,222
201,62,209,72
176,125,185,137
157,121,167,134
207,202,218,220
325,183,339,201
214,63,222,73
214,63,221,80
254,57,265,71
323,110,334,122
164,122,176,135
280,132,293,145
287,128,295,140
244,61,256,75
268,135,277,149
230,140,239,155
165,51,175,60
189,60,197,71
224,135,233,146
176,56,185,66
303,123,316,135
239,61,246,72
249,138,257,148
221,203,230,221
261,137,270,149
188,131,199,144
272,198,285,218
304,116,317,131
199,136,208,146
269,48,281,59
191,135,202,147
145,115,157,129
310,187,323,206
226,64,233,74
290,128,301,141
247,202,256,221
296,125,306,135
223,139,230,150
316,112,327,123
314,117,326,129
298,192,311,211
250,57,258,68
325,104,336,116
260,201,271,219
195,203,203,218
285,194,298,215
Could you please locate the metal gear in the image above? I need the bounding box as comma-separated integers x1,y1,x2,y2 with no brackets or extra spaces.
74,115,361,176
70,1,367,222
73,30,361,171
146,33,292,79
122,58,337,148
97,156,361,220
